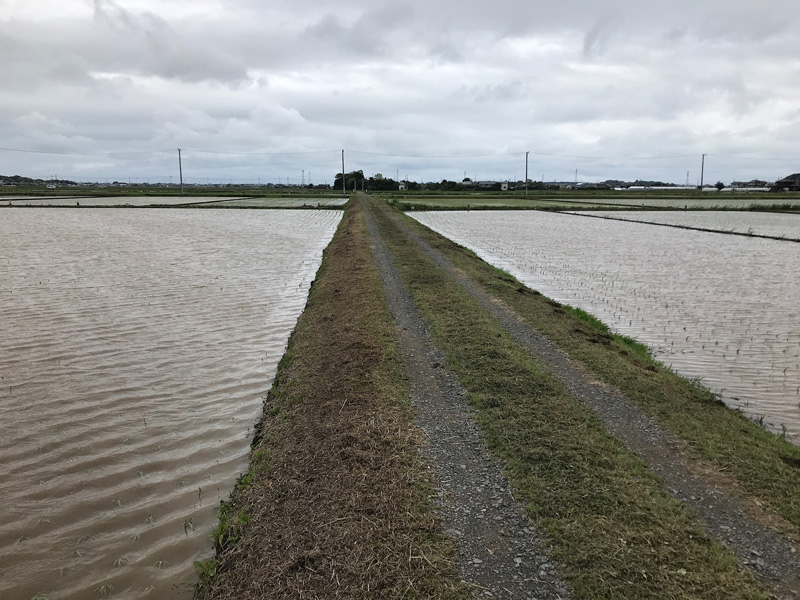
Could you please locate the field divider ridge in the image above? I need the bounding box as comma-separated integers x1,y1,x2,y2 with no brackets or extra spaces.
361,195,575,598
363,193,800,598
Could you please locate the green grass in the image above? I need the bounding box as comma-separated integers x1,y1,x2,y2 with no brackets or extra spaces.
395,203,800,531
371,189,800,212
370,198,767,599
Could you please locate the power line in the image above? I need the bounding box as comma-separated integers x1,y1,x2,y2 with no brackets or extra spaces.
349,149,706,161
0,146,339,157
0,146,171,156
708,153,800,162
180,148,339,156
349,149,524,158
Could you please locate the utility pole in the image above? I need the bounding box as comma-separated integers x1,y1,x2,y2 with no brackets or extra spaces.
341,149,346,197
699,153,706,191
177,149,184,194
525,151,529,196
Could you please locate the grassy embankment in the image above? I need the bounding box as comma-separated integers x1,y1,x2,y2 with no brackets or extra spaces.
370,200,770,599
372,189,799,211
0,185,343,198
393,206,800,532
196,200,470,599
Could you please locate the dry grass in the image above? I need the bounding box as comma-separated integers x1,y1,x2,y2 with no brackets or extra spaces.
197,201,470,599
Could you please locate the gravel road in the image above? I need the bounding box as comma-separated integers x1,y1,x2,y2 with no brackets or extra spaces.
363,194,800,599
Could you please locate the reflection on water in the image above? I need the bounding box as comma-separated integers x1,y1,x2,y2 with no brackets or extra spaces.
3,196,349,208
411,210,800,441
573,210,800,240
0,208,341,599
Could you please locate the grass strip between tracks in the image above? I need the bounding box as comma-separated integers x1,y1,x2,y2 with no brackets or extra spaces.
371,202,767,599
398,207,800,532
196,200,471,599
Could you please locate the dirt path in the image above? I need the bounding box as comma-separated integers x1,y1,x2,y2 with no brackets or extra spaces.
362,195,800,599
362,197,574,599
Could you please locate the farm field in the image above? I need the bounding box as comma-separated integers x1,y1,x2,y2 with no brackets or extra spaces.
560,194,800,210
0,208,342,599
410,210,800,440
1,195,348,208
380,190,800,211
213,197,348,208
571,210,800,239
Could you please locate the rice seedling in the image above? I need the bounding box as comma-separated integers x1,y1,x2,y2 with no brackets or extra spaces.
94,583,113,598
409,209,800,438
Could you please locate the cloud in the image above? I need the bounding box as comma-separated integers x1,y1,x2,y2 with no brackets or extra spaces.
2,0,800,183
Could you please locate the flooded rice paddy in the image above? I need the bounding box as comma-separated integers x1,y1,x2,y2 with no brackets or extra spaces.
565,195,800,210
572,210,800,240
3,196,349,208
215,197,348,208
3,196,239,207
410,210,800,441
0,208,341,599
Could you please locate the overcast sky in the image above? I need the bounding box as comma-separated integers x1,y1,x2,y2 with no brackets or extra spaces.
2,0,800,185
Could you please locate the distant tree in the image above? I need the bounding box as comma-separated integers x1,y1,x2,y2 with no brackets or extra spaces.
367,175,399,191
333,170,364,191
715,181,725,191
439,179,463,191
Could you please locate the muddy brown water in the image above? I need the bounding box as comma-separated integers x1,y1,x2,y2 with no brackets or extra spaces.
411,210,800,441
0,208,341,599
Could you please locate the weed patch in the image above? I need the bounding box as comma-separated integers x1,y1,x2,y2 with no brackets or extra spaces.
371,199,767,599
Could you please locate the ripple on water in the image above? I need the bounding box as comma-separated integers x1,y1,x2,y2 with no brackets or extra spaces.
0,208,342,599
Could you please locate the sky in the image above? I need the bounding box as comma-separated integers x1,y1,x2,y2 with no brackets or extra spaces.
2,0,800,185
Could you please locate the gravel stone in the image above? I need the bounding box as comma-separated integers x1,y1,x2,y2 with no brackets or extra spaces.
377,196,800,599
363,197,574,599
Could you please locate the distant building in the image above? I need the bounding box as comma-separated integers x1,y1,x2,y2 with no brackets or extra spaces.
771,174,800,192
731,179,768,189
476,181,503,190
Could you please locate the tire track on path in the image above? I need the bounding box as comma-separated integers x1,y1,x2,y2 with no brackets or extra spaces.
365,194,800,599
362,197,574,599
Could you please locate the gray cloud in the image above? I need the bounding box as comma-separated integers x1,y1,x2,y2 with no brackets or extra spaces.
2,0,800,183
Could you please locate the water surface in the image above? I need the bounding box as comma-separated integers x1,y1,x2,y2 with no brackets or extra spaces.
410,210,800,440
572,210,800,239
0,208,341,599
